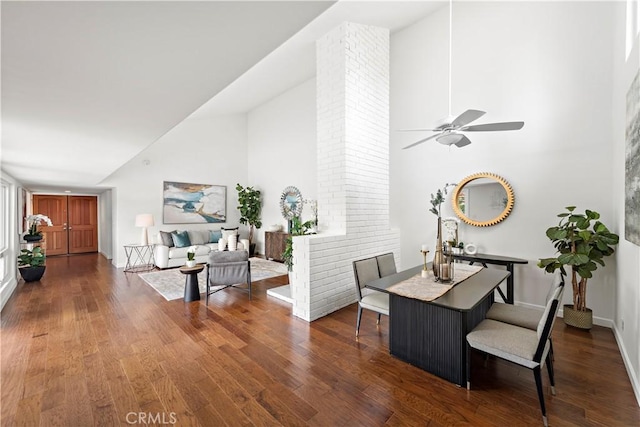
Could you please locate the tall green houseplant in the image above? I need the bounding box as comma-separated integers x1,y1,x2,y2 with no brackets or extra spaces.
537,206,619,328
236,184,262,255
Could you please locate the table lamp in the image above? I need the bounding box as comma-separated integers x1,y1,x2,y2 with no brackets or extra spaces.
135,214,154,245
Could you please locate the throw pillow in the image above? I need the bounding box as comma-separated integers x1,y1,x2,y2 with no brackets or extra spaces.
159,231,175,247
209,230,222,243
171,231,191,248
221,227,239,240
188,230,207,245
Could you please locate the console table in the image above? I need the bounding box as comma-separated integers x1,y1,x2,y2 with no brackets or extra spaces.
123,243,155,273
366,265,510,386
452,253,527,304
265,231,288,262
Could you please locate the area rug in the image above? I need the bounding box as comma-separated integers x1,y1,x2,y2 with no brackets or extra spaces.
138,257,288,301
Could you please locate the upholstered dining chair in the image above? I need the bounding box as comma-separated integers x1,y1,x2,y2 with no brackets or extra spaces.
206,251,251,303
376,252,397,278
352,253,396,337
466,283,564,427
486,271,565,362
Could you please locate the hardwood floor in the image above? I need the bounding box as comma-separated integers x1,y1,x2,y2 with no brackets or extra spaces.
2,253,639,426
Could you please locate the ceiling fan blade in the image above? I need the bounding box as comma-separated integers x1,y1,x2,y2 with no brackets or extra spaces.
460,121,525,132
402,133,442,149
451,110,486,128
454,135,472,147
397,128,440,132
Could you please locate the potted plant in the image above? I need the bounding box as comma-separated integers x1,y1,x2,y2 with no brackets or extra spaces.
537,206,619,329
282,216,315,272
186,246,197,268
18,246,46,282
24,214,53,242
236,184,262,256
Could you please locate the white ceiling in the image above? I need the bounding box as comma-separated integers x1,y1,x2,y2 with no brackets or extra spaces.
1,1,443,194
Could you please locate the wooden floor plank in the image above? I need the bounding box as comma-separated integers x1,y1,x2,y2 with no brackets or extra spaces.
0,253,638,426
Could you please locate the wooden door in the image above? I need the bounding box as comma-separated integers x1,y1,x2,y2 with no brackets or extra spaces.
33,195,98,256
68,196,98,254
33,195,68,256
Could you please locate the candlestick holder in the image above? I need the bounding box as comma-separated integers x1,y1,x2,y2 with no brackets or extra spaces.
420,249,429,278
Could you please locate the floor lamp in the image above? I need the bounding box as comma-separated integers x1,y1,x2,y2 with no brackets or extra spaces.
135,214,154,245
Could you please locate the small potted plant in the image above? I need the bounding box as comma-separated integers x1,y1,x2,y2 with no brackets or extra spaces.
186,246,197,268
236,184,262,256
18,246,46,282
24,214,53,242
537,206,619,329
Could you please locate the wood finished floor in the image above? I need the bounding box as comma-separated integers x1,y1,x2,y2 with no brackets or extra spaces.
2,253,638,426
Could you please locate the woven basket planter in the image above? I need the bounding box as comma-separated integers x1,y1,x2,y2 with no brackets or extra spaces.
563,304,593,330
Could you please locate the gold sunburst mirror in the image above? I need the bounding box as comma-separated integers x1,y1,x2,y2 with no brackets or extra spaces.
451,172,514,227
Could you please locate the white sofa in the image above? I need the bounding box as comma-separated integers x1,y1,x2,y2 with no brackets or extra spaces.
153,229,249,269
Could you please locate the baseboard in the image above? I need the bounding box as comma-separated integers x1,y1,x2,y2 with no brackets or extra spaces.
613,323,640,407
0,277,18,312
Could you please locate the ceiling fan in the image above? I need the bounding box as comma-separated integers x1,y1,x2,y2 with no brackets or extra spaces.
401,110,524,149
401,1,524,150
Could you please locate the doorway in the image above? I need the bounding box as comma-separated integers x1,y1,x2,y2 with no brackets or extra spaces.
33,195,98,256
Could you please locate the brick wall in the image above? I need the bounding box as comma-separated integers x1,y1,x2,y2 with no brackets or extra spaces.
291,22,401,321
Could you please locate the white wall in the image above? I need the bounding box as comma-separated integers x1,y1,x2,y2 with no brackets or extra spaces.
98,189,113,259
101,114,248,267
390,2,617,322
247,79,317,254
613,1,640,404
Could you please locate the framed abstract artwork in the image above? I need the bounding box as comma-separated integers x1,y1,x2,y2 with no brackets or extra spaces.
163,181,226,224
625,69,640,246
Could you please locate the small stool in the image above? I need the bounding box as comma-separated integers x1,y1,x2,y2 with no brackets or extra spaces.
179,264,204,302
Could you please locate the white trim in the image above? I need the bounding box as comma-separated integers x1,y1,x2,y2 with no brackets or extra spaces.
0,277,17,311
613,323,640,407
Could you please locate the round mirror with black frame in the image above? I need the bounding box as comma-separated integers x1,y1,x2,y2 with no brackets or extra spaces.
451,172,514,227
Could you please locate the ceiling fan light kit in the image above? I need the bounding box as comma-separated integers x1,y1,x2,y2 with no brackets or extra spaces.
401,1,524,149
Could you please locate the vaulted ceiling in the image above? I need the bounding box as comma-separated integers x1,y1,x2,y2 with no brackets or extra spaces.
1,1,443,193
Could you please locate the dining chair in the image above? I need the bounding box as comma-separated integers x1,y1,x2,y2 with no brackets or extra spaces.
486,271,564,361
486,271,564,329
352,255,389,337
376,252,397,278
466,284,564,427
205,250,252,303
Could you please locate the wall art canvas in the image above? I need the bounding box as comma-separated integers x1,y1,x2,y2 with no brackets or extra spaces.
625,69,640,246
163,181,226,224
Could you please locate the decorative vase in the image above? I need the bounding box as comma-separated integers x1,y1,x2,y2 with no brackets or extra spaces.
24,234,43,242
18,266,46,282
432,217,444,277
563,304,593,330
185,260,196,268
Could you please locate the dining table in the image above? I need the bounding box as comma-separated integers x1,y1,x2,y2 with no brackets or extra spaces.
366,264,510,386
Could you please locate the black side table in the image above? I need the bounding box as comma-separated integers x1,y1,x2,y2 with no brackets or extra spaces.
453,252,528,304
179,264,204,302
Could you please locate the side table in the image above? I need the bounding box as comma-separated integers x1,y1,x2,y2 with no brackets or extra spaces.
124,244,156,273
179,264,205,302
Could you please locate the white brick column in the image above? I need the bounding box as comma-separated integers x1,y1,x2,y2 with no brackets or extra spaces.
291,22,400,321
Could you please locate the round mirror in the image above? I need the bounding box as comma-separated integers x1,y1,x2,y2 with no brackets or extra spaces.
451,173,514,227
280,186,303,219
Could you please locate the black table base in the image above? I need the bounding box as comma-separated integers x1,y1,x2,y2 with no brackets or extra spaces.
390,293,493,386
